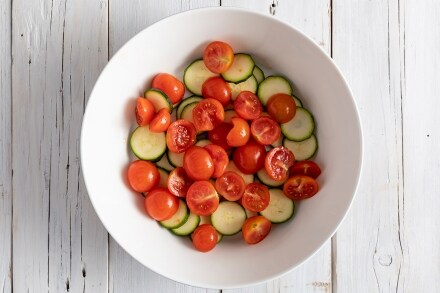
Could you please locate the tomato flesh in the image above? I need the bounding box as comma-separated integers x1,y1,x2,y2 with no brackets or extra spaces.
242,216,272,244
144,188,179,221
266,93,297,123
241,183,270,212
234,91,263,120
202,76,232,106
127,160,160,193
192,98,225,132
208,123,233,150
186,181,219,216
283,175,319,200
233,140,266,174
226,117,250,147
149,108,171,132
183,146,214,181
203,41,234,74
215,171,246,201
135,97,155,126
204,144,229,178
250,116,281,145
167,167,193,198
290,160,322,179
151,73,185,104
166,120,197,153
265,146,295,181
192,224,218,252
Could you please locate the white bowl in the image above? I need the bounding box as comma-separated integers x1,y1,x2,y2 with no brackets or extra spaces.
81,7,362,289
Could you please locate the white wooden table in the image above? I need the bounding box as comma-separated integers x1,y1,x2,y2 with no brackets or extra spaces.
1,0,439,292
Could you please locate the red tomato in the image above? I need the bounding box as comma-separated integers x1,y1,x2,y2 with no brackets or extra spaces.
215,171,246,201
167,167,193,197
186,181,219,216
232,140,266,174
144,188,179,221
151,73,185,104
283,175,319,200
265,147,295,181
290,160,322,179
192,98,225,132
149,108,171,132
135,97,155,126
183,146,214,181
203,41,234,74
166,120,197,153
241,183,270,212
226,117,250,147
242,216,272,244
192,224,218,252
127,160,160,193
250,116,281,145
266,93,297,123
233,91,263,120
202,76,232,106
208,123,233,150
204,144,229,178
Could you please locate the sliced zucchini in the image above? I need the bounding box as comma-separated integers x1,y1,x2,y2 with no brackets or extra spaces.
160,199,189,229
171,212,200,236
211,201,246,236
168,150,184,167
228,75,258,101
293,95,303,107
183,59,218,95
253,65,265,84
180,101,198,126
222,53,255,83
283,134,318,160
156,154,174,172
257,75,293,105
130,126,166,161
224,161,254,185
195,139,211,147
271,133,284,147
177,96,203,119
144,89,172,113
198,216,223,243
257,168,286,187
245,209,258,218
260,189,295,223
281,107,315,141
224,110,238,124
157,167,170,188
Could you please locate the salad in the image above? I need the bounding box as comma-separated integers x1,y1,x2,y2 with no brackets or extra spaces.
127,41,321,252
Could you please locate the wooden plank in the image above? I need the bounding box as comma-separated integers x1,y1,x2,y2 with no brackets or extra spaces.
220,1,332,292
0,0,12,292
401,0,440,292
108,1,220,292
332,0,404,291
12,0,109,291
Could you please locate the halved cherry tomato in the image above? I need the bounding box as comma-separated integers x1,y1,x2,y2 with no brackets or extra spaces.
203,41,234,74
208,123,233,150
151,73,185,104
241,183,270,212
186,181,219,216
166,119,197,153
233,91,263,120
135,97,155,126
290,160,322,179
192,98,225,132
202,76,232,106
204,144,229,178
215,171,246,201
127,160,160,193
250,116,281,145
283,175,319,200
149,108,171,132
144,188,179,221
192,224,218,252
266,93,297,123
226,117,250,147
242,216,272,244
265,146,295,181
167,167,193,197
232,140,266,174
183,146,214,181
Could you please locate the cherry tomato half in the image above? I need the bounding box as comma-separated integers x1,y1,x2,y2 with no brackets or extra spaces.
241,183,270,212
186,181,219,216
215,171,246,201
233,91,263,120
192,224,218,252
166,120,197,153
202,76,232,106
203,41,234,74
233,140,266,174
151,73,185,104
204,144,229,178
290,160,322,179
149,108,171,133
283,175,319,200
144,188,179,221
183,146,214,181
250,116,281,145
265,146,295,181
192,98,225,132
242,216,272,244
127,160,160,193
167,167,193,197
266,93,297,123
135,97,155,126
226,117,250,147
208,123,233,150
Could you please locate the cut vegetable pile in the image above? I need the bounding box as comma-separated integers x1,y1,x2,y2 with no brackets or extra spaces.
127,41,322,252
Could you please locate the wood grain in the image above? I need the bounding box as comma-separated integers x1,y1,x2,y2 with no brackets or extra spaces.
11,0,109,291
0,0,12,292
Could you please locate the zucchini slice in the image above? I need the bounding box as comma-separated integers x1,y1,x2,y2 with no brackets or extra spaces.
156,154,174,172
211,201,246,236
180,101,198,125
144,89,172,113
257,76,293,105
253,65,265,84
167,150,184,167
228,75,258,101
293,95,303,107
260,189,295,223
195,139,211,147
281,107,315,141
283,134,318,161
177,96,203,119
171,212,200,236
222,53,255,83
256,168,286,187
183,59,218,95
160,199,189,229
157,167,170,188
129,126,166,161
